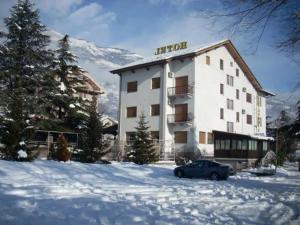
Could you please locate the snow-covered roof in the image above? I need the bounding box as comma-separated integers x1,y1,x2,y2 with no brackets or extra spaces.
111,39,270,94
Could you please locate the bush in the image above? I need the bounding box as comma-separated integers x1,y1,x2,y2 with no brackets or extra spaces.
55,134,70,162
175,146,202,165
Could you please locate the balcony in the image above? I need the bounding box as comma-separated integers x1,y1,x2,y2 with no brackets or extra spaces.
167,113,193,124
167,85,193,98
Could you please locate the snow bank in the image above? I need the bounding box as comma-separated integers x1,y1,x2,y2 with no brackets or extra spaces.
17,150,27,158
0,160,299,225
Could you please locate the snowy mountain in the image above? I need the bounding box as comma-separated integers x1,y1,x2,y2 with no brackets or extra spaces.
47,29,143,118
266,91,299,121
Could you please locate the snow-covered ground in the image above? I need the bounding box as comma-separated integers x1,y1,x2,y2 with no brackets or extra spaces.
0,160,299,225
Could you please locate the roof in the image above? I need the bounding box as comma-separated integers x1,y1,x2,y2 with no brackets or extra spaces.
110,40,271,94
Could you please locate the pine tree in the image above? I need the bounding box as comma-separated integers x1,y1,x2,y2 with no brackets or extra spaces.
53,34,88,130
0,0,56,160
127,113,158,164
78,96,108,162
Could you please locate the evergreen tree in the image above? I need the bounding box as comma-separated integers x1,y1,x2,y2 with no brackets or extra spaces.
0,0,56,160
127,113,158,164
78,96,108,162
53,34,88,130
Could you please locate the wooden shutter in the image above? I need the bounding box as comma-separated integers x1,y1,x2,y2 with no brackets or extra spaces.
127,107,137,118
175,104,187,122
247,114,252,124
174,131,187,143
151,104,160,116
199,132,206,144
127,81,137,93
206,56,210,65
175,76,188,94
151,77,160,89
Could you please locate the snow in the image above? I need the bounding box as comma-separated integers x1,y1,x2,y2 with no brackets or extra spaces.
14,23,21,30
0,160,299,225
69,104,75,108
17,150,27,159
59,82,66,92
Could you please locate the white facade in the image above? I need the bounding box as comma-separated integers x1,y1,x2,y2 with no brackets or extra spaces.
112,40,271,160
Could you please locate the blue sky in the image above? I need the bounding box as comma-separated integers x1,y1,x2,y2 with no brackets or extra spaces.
0,0,299,94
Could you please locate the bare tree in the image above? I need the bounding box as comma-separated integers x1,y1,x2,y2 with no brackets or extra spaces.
212,0,300,63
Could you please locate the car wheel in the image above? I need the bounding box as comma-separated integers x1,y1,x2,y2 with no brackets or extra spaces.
210,172,219,181
176,170,184,178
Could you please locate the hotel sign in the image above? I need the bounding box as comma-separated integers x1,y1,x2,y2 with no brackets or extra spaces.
154,41,187,55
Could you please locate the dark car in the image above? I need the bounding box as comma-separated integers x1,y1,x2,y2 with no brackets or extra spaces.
174,160,230,180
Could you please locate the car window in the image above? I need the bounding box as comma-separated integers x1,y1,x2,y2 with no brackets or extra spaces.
209,162,219,167
196,161,206,167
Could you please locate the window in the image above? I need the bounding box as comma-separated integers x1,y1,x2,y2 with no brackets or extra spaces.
227,122,234,133
220,140,225,149
263,141,268,151
227,75,234,86
220,108,224,119
199,131,206,144
249,140,257,151
127,107,137,118
151,104,160,116
257,95,262,106
220,59,224,70
227,99,234,110
242,140,248,150
206,55,210,65
236,112,240,122
225,140,230,149
126,132,136,143
127,81,137,93
220,83,224,95
207,132,213,144
230,61,233,67
236,89,239,99
215,140,220,150
151,77,160,89
236,68,239,77
246,93,252,103
247,114,252,125
232,140,237,150
150,131,159,140
237,140,242,150
175,131,187,143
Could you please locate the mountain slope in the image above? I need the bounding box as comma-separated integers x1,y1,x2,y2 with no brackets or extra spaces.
47,29,143,119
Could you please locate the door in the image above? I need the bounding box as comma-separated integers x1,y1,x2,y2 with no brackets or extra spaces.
175,76,188,95
175,104,187,122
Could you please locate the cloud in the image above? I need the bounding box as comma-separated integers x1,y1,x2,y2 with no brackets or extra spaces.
47,2,116,44
35,0,84,17
67,3,116,28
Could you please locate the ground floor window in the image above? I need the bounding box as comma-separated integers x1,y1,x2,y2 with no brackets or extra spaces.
207,132,213,144
199,131,206,144
126,132,136,144
263,141,268,151
174,131,187,143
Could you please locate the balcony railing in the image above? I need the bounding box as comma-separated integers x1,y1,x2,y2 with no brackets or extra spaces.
167,85,193,97
167,113,193,124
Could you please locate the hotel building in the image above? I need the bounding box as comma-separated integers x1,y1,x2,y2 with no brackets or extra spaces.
111,40,274,166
